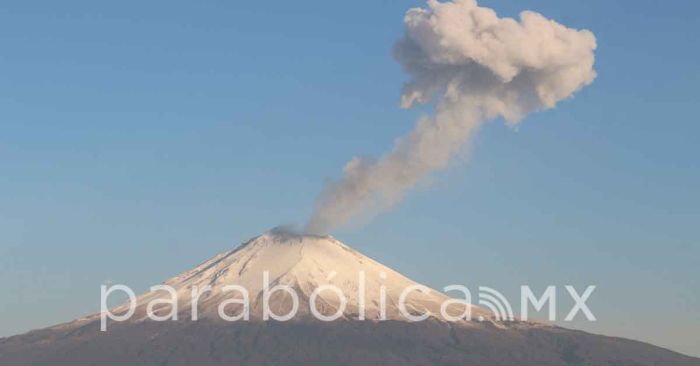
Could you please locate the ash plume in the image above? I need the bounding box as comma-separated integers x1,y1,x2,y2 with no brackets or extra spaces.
306,0,597,234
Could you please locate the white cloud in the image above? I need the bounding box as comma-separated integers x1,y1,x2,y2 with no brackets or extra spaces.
306,0,596,234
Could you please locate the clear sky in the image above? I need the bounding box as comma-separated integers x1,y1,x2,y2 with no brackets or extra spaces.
1,0,698,357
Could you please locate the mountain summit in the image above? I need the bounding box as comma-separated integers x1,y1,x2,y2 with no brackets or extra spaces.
1,232,698,366
100,230,488,324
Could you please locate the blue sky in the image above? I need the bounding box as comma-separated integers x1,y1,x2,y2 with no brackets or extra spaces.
1,0,699,356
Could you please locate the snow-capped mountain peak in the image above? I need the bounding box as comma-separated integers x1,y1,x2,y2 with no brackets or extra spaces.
104,230,487,323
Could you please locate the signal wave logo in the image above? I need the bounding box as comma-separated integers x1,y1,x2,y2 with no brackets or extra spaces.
477,286,514,321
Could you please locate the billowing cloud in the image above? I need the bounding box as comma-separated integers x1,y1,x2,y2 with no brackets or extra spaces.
306,0,596,234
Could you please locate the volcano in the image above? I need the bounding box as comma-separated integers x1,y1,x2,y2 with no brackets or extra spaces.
1,232,697,366
93,231,491,324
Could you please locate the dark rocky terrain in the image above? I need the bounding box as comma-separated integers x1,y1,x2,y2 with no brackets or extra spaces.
1,318,698,366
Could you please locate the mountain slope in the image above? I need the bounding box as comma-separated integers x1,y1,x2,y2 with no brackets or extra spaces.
1,232,698,366
63,231,489,327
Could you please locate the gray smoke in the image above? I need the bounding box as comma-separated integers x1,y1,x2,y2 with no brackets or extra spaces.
306,0,596,234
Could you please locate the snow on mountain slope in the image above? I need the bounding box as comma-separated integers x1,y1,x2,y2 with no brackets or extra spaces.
5,231,700,366
91,230,490,326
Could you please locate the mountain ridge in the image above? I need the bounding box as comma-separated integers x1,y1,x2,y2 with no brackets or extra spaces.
1,232,698,366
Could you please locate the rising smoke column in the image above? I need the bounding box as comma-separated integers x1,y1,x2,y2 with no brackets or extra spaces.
306,0,597,234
